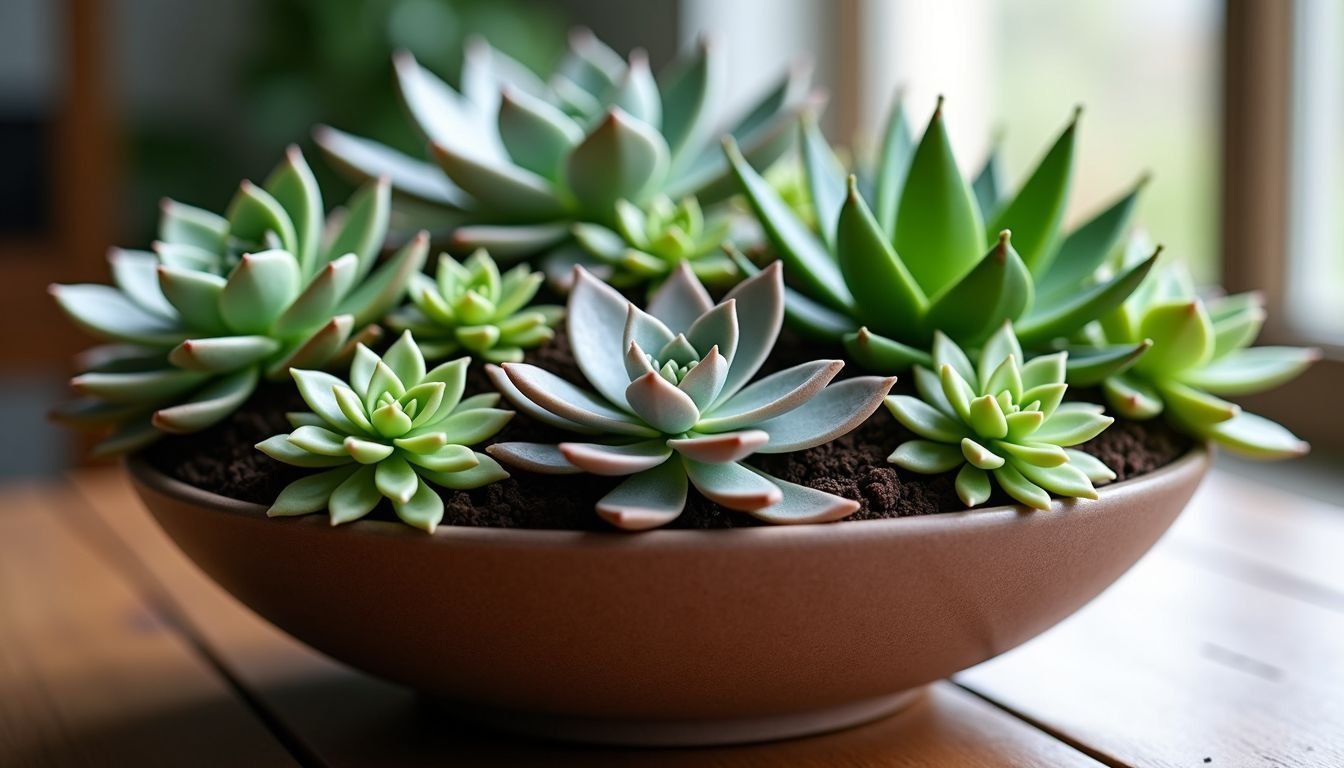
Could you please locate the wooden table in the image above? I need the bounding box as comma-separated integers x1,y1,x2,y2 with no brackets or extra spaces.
2,469,1341,767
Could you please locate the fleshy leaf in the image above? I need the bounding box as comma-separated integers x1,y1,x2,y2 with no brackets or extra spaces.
595,459,688,531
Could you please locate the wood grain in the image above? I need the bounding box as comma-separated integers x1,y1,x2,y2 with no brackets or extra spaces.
70,470,1102,767
0,486,294,768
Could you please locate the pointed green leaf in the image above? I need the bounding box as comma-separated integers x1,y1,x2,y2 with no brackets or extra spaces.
989,110,1078,276
498,88,583,178
1037,176,1146,299
799,115,846,248
1178,346,1317,396
1063,341,1151,387
836,177,928,335
1018,252,1158,346
267,466,357,517
168,336,279,372
324,178,391,281
155,267,228,333
50,284,188,346
227,181,298,256
955,464,991,507
1207,412,1308,459
1135,300,1215,376
336,232,429,327
659,39,718,163
158,199,227,253
992,463,1051,509
874,96,915,236
264,147,323,274
924,232,1033,345
566,109,670,215
219,250,301,334
392,477,445,533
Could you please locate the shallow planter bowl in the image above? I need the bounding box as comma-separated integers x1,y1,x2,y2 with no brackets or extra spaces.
128,447,1207,747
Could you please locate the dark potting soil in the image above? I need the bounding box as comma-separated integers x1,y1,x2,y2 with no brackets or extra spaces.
143,326,1191,531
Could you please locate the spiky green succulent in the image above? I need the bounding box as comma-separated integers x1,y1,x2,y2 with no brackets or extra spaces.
388,249,561,362
1087,255,1316,459
51,148,427,454
258,332,512,532
572,195,736,289
315,30,814,288
486,262,895,531
887,323,1117,509
727,99,1154,383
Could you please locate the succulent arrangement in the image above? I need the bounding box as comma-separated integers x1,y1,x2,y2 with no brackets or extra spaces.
487,262,895,530
316,31,814,290
258,332,511,532
51,148,427,454
49,28,1318,534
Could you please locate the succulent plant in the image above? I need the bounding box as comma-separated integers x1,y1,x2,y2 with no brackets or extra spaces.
726,99,1155,383
258,332,512,532
315,30,814,287
387,249,562,362
486,261,895,530
886,323,1117,509
51,148,428,455
1087,255,1317,459
571,195,737,289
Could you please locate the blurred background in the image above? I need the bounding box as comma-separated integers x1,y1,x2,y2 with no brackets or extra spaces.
0,0,1338,488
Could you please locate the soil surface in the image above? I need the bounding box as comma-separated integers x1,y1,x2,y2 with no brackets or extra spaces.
144,327,1191,531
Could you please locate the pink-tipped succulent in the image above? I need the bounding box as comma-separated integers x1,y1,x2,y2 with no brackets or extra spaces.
487,262,895,530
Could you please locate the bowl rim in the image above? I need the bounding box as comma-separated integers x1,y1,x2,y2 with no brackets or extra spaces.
127,445,1209,547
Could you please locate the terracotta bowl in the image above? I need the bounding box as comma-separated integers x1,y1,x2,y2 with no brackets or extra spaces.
127,447,1208,747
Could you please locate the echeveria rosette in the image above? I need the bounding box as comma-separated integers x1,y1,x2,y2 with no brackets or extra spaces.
51,148,428,455
486,262,896,531
572,196,737,289
258,332,512,533
1089,259,1317,459
387,249,562,362
315,31,814,288
726,99,1155,383
887,323,1117,509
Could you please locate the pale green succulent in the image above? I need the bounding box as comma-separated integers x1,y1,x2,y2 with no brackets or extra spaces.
572,196,737,289
388,249,562,362
51,148,427,454
487,262,895,531
727,99,1154,383
1087,255,1317,459
258,332,512,532
887,323,1117,509
315,31,813,288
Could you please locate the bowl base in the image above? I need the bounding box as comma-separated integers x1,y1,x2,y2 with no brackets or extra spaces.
440,688,925,747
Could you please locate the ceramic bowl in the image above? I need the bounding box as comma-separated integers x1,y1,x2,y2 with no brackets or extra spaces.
127,447,1208,747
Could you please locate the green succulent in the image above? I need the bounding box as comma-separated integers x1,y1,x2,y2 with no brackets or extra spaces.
727,99,1155,383
51,148,427,454
572,195,736,289
315,30,814,288
1088,256,1316,459
388,249,562,362
487,262,895,531
258,332,513,532
887,323,1117,509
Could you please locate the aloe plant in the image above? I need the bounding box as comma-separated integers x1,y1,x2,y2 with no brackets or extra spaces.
726,98,1155,384
51,148,427,454
887,323,1116,508
1087,256,1316,459
388,249,562,362
487,262,895,530
258,332,512,532
315,30,814,288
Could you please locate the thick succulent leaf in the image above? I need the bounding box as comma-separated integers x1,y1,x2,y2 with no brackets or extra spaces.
977,322,1025,388
683,458,782,511
659,38,720,163
836,177,928,336
1064,449,1117,484
273,254,359,338
753,376,895,453
227,181,298,256
676,345,728,411
327,465,380,525
419,452,510,490
1032,410,1114,446
971,149,1003,223
1016,461,1097,500
726,247,857,341
996,441,1068,468
699,359,842,432
151,367,259,433
1211,303,1266,359
885,395,965,442
992,463,1052,509
889,440,963,474
968,395,1009,439
1178,346,1317,396
559,439,671,476
267,466,357,517
498,88,584,178
1020,351,1067,390
323,179,392,281
913,365,955,418
287,425,348,456
843,328,933,374
1017,252,1158,346
923,234,1033,345
595,459,688,531
336,231,429,327
265,316,354,379
461,38,546,113
392,477,445,533
668,430,768,464
50,284,189,346
939,364,976,422
1206,412,1308,459
486,441,583,474
955,464,992,507
568,267,651,406
1103,371,1164,420
931,331,976,384
716,262,786,403
1135,300,1215,376
557,28,625,97
799,115,847,248
723,140,852,312
431,408,513,446
647,261,715,334
109,249,174,318
502,363,658,436
744,468,859,524
456,223,569,260
430,141,563,219
1037,177,1146,300
264,146,323,274
256,434,353,469
168,336,279,372
380,331,427,391
394,49,498,158
155,267,228,333
73,368,209,405
220,251,301,334
873,96,915,236
1005,408,1046,441
1158,381,1239,427
611,50,662,128
988,112,1078,276
291,369,362,434
374,455,419,504
566,109,670,214
625,371,701,434
485,364,598,434
159,199,228,253
313,126,468,208
154,241,220,273
1063,341,1151,387
573,221,628,261
894,99,985,297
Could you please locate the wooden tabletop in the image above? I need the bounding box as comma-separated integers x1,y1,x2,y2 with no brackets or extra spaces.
2,468,1341,767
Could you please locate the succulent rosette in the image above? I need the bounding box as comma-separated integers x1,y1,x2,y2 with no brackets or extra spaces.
727,100,1155,383
1087,256,1317,459
51,148,427,454
315,30,814,288
572,195,736,289
258,332,512,532
387,249,562,362
887,323,1117,509
486,262,896,530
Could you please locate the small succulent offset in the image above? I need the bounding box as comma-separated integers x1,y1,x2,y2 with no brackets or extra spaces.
51,148,427,454
572,195,737,289
727,100,1154,383
387,249,562,362
487,262,896,530
1087,256,1316,459
887,323,1117,509
315,30,813,285
258,332,512,532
